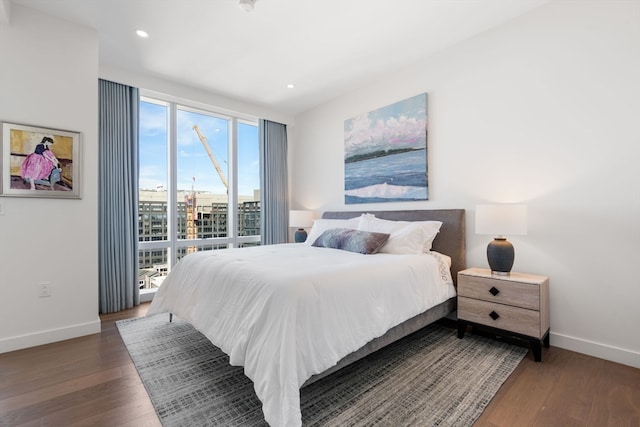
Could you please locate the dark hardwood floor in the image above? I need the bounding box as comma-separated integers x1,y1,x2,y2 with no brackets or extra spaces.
1,303,638,426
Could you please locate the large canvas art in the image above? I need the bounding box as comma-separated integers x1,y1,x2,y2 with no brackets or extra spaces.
344,93,427,204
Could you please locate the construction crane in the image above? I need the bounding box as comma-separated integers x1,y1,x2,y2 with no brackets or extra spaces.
186,125,229,251
185,176,197,254
192,125,229,190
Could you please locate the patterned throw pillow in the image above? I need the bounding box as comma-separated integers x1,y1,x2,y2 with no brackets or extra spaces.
311,228,390,255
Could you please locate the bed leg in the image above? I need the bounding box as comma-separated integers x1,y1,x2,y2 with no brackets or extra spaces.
169,313,173,323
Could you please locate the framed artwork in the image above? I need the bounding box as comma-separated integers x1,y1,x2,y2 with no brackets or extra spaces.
344,93,428,204
1,122,81,198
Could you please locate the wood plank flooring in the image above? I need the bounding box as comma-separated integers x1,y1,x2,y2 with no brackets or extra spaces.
1,303,638,426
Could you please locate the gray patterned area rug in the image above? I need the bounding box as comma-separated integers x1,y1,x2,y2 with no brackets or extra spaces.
116,314,527,427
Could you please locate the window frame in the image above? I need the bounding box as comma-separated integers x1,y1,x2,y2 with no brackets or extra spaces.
138,92,260,298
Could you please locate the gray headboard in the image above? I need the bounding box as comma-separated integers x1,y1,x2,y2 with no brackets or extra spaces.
322,209,466,286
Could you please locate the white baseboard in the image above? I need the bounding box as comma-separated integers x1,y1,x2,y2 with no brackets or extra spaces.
0,319,101,354
550,332,640,369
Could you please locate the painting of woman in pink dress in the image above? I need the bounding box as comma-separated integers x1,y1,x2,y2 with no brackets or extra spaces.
20,136,61,190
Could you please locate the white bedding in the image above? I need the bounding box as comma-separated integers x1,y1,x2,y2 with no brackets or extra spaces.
146,243,456,427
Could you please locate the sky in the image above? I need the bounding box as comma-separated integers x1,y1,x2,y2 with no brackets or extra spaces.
138,99,260,197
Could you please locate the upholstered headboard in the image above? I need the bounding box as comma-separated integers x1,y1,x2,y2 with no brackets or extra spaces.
322,209,466,285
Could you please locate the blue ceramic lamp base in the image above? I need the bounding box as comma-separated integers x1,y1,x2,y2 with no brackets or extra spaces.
294,229,308,243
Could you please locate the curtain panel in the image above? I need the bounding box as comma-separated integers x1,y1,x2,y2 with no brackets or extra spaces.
259,119,289,245
98,79,140,313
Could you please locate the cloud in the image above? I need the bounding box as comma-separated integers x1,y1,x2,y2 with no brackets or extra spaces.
139,103,167,136
345,113,426,158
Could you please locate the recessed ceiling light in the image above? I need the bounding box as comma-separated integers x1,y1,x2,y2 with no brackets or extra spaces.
238,0,257,12
287,84,295,89
136,30,149,38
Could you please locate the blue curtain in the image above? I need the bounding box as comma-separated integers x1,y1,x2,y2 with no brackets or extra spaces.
98,79,140,313
259,119,289,245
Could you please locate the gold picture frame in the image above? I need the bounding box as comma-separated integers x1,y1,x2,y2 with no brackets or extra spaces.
1,122,81,198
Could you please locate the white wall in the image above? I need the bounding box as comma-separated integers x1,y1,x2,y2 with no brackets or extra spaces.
291,1,640,368
0,5,100,351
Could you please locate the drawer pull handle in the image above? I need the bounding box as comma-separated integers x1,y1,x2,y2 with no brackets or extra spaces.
489,286,500,296
489,311,500,320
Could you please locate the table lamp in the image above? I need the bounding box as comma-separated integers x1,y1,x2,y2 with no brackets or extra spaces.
289,210,313,243
475,204,527,275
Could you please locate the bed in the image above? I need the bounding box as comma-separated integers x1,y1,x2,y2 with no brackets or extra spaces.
146,209,465,427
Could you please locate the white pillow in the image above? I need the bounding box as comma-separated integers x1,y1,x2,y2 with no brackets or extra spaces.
305,216,363,244
358,215,442,254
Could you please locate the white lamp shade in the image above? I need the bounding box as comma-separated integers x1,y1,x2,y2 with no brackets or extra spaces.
475,204,527,236
289,210,313,228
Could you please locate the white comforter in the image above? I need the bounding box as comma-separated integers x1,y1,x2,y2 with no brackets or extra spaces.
146,243,456,427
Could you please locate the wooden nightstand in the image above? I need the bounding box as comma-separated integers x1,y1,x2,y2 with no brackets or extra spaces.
457,267,550,362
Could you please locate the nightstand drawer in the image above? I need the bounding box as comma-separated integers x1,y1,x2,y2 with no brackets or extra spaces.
458,296,543,338
457,275,540,310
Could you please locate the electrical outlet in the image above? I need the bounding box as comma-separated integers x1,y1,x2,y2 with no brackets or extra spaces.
39,282,52,298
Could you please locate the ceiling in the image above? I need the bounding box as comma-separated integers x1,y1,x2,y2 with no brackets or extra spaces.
11,0,550,116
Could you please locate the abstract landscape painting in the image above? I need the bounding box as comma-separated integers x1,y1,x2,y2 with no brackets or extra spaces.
344,93,427,204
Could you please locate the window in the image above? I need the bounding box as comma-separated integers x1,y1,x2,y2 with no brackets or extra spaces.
138,96,260,294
